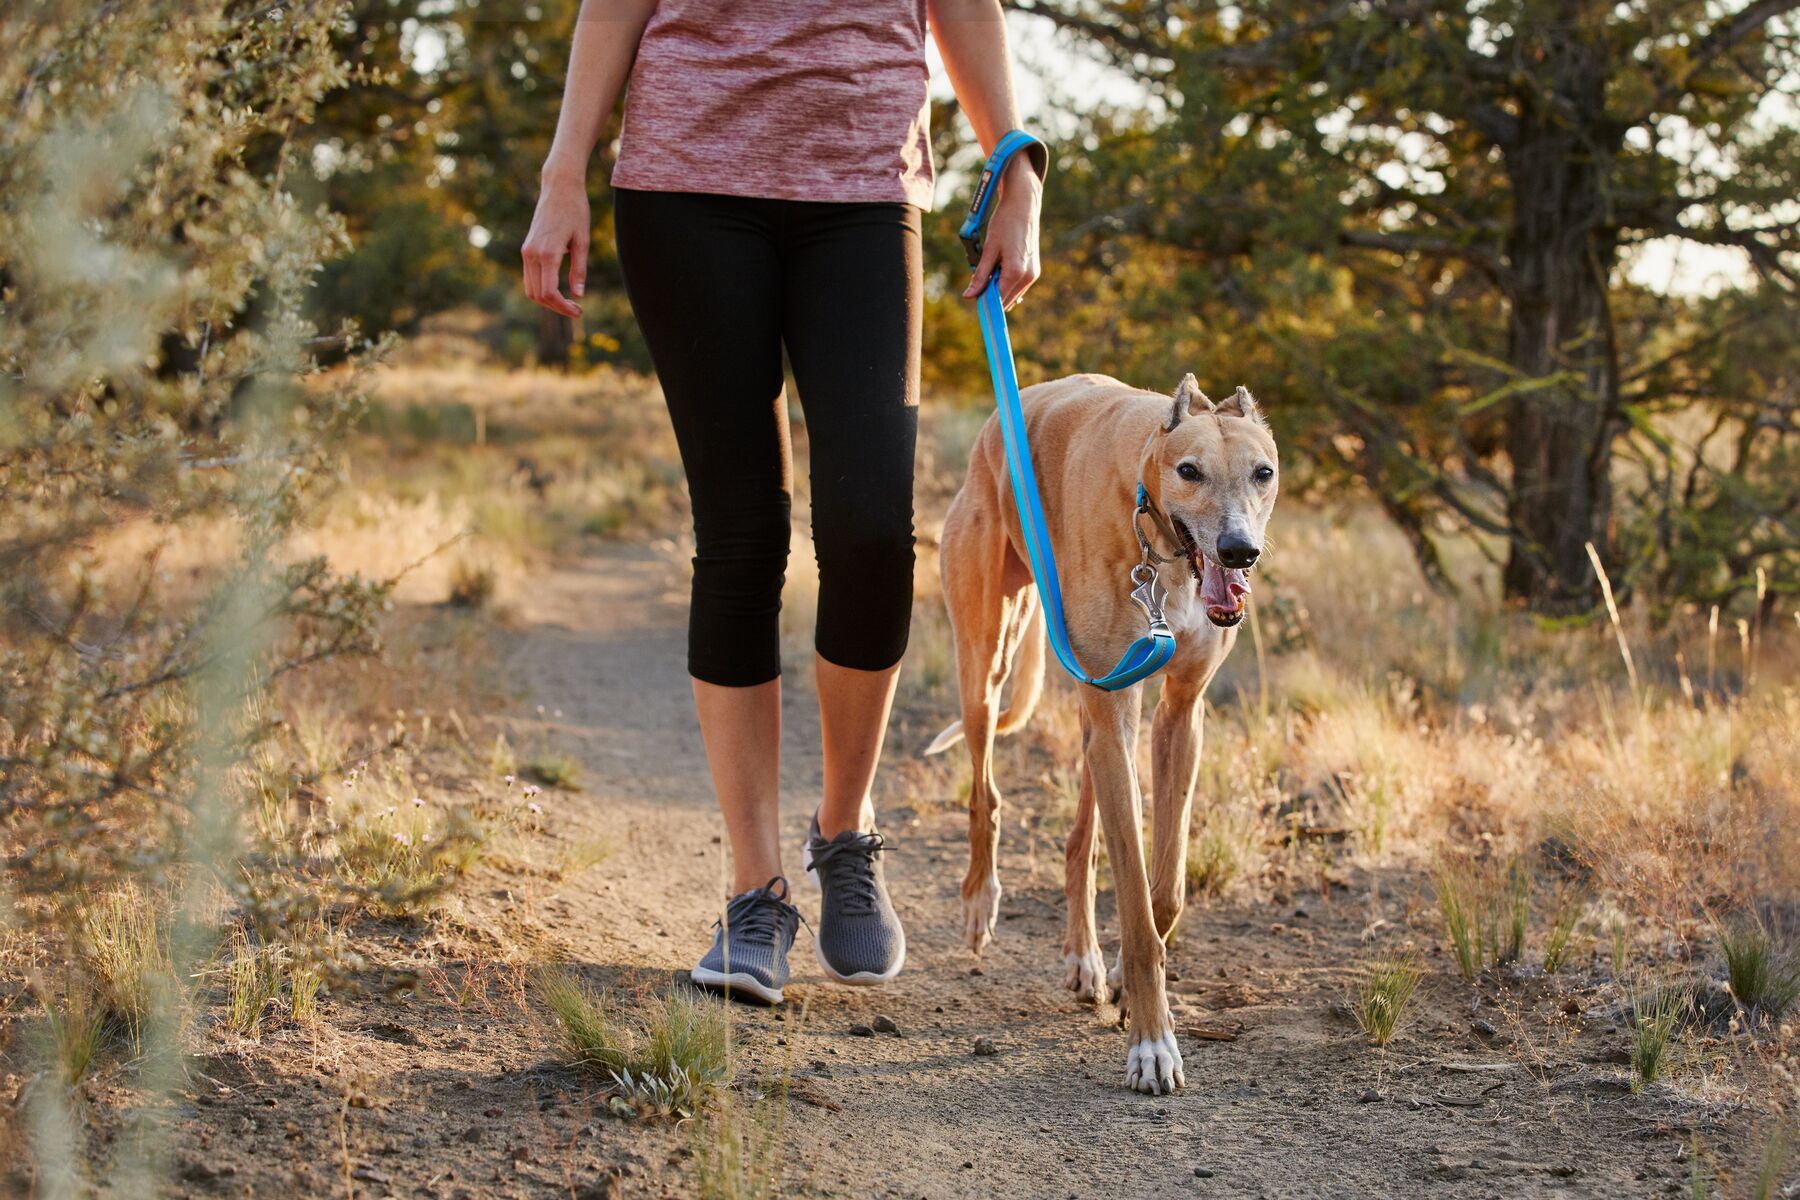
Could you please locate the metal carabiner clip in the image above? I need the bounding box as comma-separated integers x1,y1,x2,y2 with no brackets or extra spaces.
1128,564,1171,637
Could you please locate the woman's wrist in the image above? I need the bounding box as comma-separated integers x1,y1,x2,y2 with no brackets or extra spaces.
540,148,591,188
1000,151,1043,196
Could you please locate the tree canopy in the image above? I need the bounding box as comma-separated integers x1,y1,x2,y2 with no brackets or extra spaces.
1010,0,1800,612
295,0,1800,615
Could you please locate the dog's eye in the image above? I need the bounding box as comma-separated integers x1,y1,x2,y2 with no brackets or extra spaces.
1253,464,1275,483
1176,463,1203,483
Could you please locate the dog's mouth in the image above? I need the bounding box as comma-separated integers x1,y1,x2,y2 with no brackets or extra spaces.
1172,519,1252,628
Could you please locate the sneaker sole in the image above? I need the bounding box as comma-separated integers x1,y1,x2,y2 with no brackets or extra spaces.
688,967,783,1006
801,836,907,986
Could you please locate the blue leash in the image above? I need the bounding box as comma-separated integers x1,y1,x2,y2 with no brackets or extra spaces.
959,131,1177,691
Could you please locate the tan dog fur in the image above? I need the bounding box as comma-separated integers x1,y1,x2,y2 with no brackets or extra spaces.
929,371,1279,1095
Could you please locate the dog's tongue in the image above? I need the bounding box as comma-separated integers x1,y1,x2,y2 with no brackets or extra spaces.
1200,558,1251,618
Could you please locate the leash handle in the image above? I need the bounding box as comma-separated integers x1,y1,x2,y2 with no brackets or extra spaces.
958,130,1050,269
970,157,1177,692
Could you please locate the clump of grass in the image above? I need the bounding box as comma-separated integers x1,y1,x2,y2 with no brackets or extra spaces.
1497,858,1531,966
543,973,632,1072
1630,979,1688,1092
1353,948,1424,1047
1751,1124,1793,1200
1719,919,1800,1020
692,1077,787,1200
1437,863,1481,980
525,753,584,792
1542,882,1589,974
447,559,497,609
223,934,282,1038
1186,807,1258,898
41,986,106,1085
328,780,486,917
580,506,629,538
551,838,613,880
1611,918,1631,979
1688,1136,1713,1200
76,886,175,1050
1434,853,1531,980
541,973,731,1118
289,962,324,1025
488,733,518,778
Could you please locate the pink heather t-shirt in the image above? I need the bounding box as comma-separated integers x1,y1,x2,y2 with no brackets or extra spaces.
610,0,936,210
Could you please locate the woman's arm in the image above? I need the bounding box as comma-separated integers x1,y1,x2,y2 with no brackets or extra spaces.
928,0,1043,310
522,0,658,317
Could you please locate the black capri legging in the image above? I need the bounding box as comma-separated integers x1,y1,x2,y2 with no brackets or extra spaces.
613,188,921,688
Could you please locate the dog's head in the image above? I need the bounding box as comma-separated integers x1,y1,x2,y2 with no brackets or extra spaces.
1142,374,1279,628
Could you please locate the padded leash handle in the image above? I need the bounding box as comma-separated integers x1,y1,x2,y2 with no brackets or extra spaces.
958,130,1050,269
964,132,1175,692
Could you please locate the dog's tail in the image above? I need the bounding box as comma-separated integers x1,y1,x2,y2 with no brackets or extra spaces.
924,613,1047,756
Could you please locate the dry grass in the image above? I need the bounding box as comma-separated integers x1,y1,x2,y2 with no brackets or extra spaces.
220,933,282,1038
39,986,105,1086
13,358,1798,1192
317,762,489,919
691,1075,788,1200
75,887,175,1051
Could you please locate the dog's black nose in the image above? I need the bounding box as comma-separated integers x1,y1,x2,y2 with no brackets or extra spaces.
1217,533,1260,569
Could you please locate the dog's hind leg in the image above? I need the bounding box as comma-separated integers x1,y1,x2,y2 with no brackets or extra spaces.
941,491,1034,954
1079,684,1184,1094
1061,734,1109,1004
1148,674,1206,943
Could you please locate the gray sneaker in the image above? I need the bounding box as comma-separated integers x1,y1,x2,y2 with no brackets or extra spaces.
803,813,905,985
690,877,799,1005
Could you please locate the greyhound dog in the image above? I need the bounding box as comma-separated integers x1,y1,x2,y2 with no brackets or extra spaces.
926,371,1279,1094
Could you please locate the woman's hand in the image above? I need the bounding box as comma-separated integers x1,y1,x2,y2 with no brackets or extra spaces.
522,172,591,319
962,154,1042,311
522,0,655,315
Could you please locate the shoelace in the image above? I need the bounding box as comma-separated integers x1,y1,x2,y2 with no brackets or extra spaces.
715,877,802,947
807,831,888,917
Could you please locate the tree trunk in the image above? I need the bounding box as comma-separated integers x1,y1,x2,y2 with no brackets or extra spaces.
1499,62,1624,612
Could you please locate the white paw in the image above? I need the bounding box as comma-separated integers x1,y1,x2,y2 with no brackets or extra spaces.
1063,949,1110,1004
1123,1030,1185,1095
961,874,1001,953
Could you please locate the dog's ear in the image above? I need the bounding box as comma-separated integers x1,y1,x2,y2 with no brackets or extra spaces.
1166,373,1214,431
1216,385,1265,426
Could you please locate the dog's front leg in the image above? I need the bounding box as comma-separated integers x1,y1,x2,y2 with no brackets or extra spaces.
1079,686,1183,1095
1148,676,1205,943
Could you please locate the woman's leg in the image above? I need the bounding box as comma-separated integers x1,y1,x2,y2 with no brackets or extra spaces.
690,679,783,892
778,201,923,838
812,656,901,836
614,188,791,894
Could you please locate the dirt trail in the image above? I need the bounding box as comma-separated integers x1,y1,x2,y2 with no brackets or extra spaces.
489,540,1709,1200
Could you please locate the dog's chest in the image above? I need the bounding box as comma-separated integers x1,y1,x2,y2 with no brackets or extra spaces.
1157,571,1215,637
